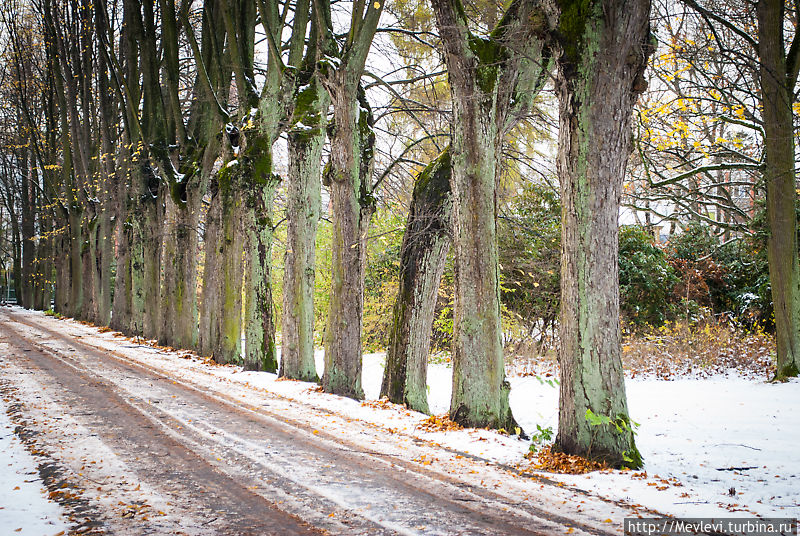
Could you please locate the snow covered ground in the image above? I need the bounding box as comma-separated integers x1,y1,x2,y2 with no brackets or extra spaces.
0,397,69,536
4,306,799,525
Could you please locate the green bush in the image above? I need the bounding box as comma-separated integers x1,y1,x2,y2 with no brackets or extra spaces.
619,225,678,326
664,220,772,329
715,211,772,329
362,209,405,351
497,184,561,344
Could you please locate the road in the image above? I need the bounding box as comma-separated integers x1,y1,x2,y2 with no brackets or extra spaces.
0,308,635,535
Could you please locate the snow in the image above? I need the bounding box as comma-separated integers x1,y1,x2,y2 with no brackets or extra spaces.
0,398,69,536
509,374,800,518
320,55,342,69
3,306,799,526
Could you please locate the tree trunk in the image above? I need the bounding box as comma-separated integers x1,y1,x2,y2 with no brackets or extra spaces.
130,212,146,335
214,166,244,364
199,179,223,357
161,195,183,345
242,137,280,372
35,213,52,311
94,0,115,327
129,164,162,338
68,209,83,317
757,0,800,379
281,88,327,382
243,180,278,372
20,152,36,309
81,214,98,322
54,226,71,314
95,200,113,326
447,100,513,429
11,208,21,306
173,193,201,350
111,170,133,333
551,0,650,468
430,0,548,430
160,162,207,351
380,149,452,414
322,84,375,399
112,218,133,331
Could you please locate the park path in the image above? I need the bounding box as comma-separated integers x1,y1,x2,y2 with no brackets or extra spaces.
0,308,631,535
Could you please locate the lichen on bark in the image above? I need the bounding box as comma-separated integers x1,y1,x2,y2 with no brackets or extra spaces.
551,0,650,469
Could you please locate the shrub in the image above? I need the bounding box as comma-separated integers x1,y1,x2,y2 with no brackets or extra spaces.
618,225,678,326
666,222,727,320
497,184,561,352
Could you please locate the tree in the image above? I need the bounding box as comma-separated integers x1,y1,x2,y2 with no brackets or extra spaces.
380,148,452,413
755,0,800,379
0,4,52,311
549,0,652,467
629,1,761,237
314,0,384,399
280,0,330,381
157,0,225,351
430,0,549,429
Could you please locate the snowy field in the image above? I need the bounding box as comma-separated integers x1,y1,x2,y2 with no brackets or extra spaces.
3,306,799,525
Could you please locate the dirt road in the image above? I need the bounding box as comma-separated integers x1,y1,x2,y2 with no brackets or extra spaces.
0,308,634,535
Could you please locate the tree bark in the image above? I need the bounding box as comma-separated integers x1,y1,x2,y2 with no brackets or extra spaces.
551,0,650,468
20,151,36,309
322,82,376,399
35,209,53,311
281,84,328,382
215,165,244,364
161,193,200,348
82,214,98,322
380,148,452,414
6,184,22,305
67,209,83,317
111,213,133,331
54,225,71,314
243,167,280,373
447,102,512,429
312,0,383,399
111,146,134,333
130,174,162,339
430,0,548,430
199,178,223,357
757,0,800,379
94,4,117,327
95,179,113,326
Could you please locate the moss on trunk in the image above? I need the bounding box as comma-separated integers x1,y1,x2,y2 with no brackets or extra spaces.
322,84,376,400
281,121,326,382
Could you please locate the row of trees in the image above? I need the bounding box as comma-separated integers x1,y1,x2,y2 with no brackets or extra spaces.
0,0,796,467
